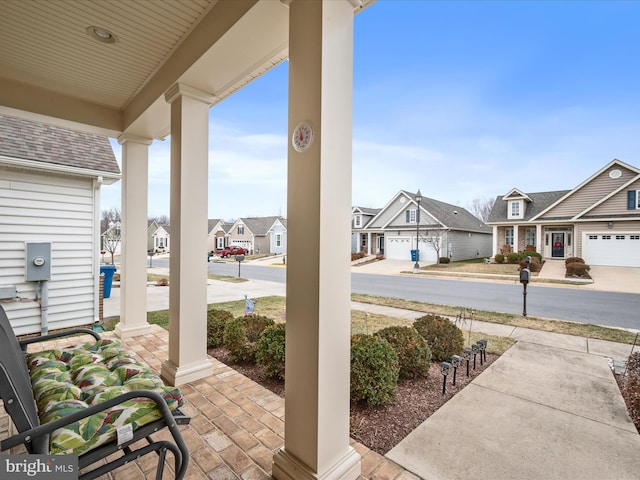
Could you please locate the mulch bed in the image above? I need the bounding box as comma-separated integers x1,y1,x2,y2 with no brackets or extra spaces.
209,347,497,455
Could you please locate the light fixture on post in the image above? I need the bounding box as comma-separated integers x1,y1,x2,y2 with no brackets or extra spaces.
471,343,480,370
463,348,473,377
477,339,488,363
440,361,452,395
413,189,422,274
450,355,462,385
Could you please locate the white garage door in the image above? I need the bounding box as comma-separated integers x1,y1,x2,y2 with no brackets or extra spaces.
583,233,640,267
385,237,438,263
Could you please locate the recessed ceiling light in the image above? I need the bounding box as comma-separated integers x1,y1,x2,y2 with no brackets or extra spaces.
86,26,118,44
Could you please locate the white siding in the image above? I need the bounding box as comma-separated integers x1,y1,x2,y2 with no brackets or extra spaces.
0,168,97,335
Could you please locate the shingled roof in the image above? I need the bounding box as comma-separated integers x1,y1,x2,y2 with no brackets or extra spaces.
241,216,286,236
401,190,492,233
0,115,120,175
487,190,571,223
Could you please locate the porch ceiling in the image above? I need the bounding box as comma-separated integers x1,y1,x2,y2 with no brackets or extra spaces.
0,0,290,139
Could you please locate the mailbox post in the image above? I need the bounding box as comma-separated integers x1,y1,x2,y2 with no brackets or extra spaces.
235,254,245,278
520,256,531,316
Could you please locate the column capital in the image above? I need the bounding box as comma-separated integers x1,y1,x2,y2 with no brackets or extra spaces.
117,133,153,146
164,83,217,106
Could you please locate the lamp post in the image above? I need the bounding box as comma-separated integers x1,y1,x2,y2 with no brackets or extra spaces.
413,189,422,273
440,361,452,395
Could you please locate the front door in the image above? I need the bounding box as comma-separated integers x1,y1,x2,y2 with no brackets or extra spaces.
551,233,565,257
377,234,384,254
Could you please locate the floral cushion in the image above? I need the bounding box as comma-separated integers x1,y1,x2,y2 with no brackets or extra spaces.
26,339,183,455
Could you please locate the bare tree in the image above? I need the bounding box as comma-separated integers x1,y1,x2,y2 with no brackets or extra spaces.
149,214,170,225
100,206,121,234
468,197,495,222
421,229,447,264
102,222,121,265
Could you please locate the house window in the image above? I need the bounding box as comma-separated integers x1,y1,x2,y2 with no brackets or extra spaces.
275,233,282,247
505,228,514,246
525,227,535,246
588,235,597,240
567,233,572,246
631,235,640,240
405,209,417,223
628,190,640,210
545,233,549,246
217,237,224,249
157,238,166,248
602,235,611,240
354,215,362,227
361,234,367,248
511,202,520,217
616,235,625,240
238,226,244,234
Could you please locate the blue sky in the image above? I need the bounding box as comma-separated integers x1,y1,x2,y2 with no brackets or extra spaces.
102,0,640,220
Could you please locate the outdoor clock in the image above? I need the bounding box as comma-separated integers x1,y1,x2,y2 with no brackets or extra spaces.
292,122,313,152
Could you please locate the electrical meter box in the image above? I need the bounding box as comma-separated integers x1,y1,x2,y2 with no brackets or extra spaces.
26,242,51,281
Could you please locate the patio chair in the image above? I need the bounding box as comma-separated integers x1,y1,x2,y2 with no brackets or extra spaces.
0,305,190,480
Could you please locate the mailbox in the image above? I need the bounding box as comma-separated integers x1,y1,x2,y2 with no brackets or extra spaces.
519,268,530,284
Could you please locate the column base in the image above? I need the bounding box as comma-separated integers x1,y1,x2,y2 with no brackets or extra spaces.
273,446,360,480
114,322,153,338
161,358,214,387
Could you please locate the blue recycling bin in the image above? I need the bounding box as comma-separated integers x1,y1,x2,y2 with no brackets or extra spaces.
410,249,419,262
100,265,116,298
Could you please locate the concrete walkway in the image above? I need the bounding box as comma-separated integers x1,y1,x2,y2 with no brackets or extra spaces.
103,259,640,479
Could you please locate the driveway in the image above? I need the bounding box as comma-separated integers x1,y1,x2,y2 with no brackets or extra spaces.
582,265,640,294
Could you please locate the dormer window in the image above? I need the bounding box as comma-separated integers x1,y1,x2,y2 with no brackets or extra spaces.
238,226,244,234
508,200,524,219
405,209,417,223
354,215,362,227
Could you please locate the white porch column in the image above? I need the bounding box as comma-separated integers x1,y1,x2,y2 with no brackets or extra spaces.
273,1,361,480
513,225,519,252
367,232,372,255
492,225,498,257
536,224,543,254
115,135,153,338
160,84,215,386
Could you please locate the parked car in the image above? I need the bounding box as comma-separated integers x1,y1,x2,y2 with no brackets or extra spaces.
219,246,248,258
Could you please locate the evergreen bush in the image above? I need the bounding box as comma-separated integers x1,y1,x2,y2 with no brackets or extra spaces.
350,334,399,406
223,314,275,362
413,314,464,361
207,309,234,348
494,253,505,264
257,323,286,379
375,326,431,378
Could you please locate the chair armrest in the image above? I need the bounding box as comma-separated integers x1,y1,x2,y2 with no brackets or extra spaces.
0,389,178,451
19,328,101,350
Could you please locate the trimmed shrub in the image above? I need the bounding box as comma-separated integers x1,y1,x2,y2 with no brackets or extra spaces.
207,308,234,348
494,253,505,264
351,251,366,261
566,261,591,278
506,252,520,264
375,326,431,378
224,314,275,362
350,334,399,406
413,314,464,361
257,323,286,379
519,256,542,272
565,257,585,266
439,256,451,264
518,251,542,262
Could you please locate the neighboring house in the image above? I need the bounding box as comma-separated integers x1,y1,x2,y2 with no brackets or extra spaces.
147,221,170,253
207,219,232,252
0,114,120,335
352,207,381,253
355,191,492,263
487,159,640,267
228,216,287,254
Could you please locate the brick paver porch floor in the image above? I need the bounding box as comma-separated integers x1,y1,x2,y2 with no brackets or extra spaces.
0,325,418,480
